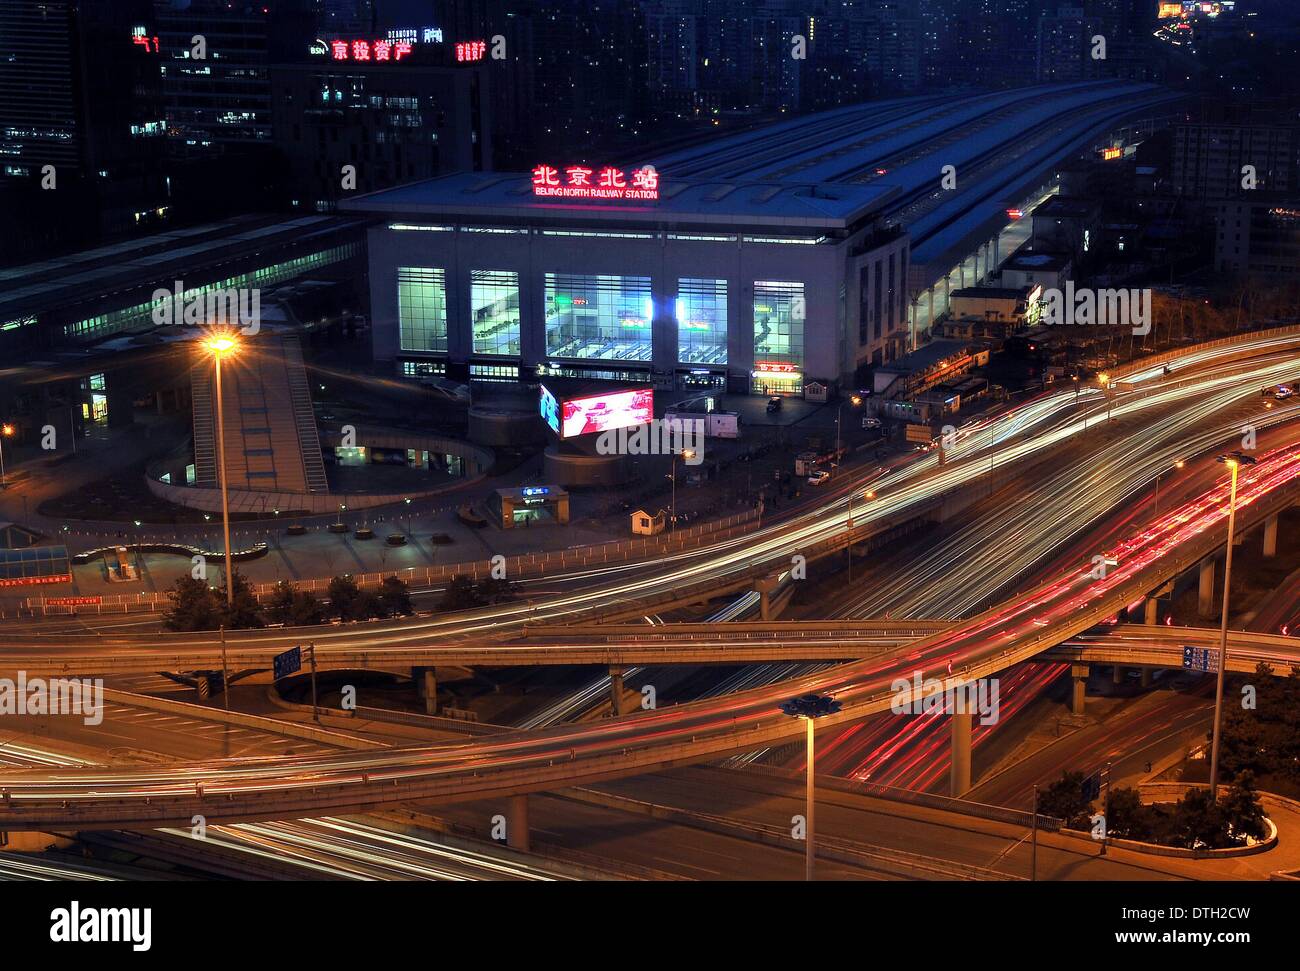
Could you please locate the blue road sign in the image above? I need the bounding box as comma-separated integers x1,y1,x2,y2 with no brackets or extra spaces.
1182,646,1219,673
273,646,302,680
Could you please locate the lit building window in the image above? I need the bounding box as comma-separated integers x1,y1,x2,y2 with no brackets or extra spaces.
544,273,653,362
753,281,805,394
397,266,448,353
470,270,521,356
676,278,727,366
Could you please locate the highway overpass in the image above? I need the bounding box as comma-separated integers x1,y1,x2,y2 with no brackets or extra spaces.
0,443,1295,831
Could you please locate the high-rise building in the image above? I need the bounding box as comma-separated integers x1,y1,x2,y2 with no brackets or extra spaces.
271,39,493,212
152,0,317,157
0,0,169,251
1174,99,1300,202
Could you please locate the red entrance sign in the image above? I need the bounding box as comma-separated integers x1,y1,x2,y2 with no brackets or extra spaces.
41,596,103,606
532,164,659,201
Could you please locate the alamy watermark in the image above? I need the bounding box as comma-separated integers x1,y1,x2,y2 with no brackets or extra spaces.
0,673,104,725
890,672,1000,725
596,418,704,464
1040,282,1150,337
151,279,261,333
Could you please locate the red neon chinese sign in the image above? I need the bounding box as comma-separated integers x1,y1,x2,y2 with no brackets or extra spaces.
328,39,413,62
456,40,487,62
532,164,660,201
132,34,160,53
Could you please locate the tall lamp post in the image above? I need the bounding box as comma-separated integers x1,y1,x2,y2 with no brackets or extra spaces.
669,448,696,532
1208,450,1256,801
0,423,14,490
1098,372,1112,424
202,333,240,611
835,394,862,467
781,693,842,881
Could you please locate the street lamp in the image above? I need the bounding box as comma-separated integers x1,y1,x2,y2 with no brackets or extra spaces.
1208,450,1256,801
201,332,240,610
847,489,875,582
669,448,696,532
0,422,14,490
835,395,863,468
781,692,842,880
1098,372,1112,424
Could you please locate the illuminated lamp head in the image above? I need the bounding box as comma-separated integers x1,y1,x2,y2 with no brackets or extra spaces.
202,333,239,358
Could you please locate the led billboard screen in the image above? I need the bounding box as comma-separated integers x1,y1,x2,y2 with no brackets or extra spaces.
539,384,561,435
554,388,654,439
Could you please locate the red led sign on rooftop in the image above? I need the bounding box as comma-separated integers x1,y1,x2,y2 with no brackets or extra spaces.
532,165,660,201
328,39,413,62
456,40,487,62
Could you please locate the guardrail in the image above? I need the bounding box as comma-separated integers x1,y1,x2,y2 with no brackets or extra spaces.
16,508,759,618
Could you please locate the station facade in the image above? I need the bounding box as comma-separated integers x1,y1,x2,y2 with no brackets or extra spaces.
343,171,911,395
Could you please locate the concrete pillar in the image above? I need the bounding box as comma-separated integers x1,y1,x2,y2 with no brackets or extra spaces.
1144,597,1159,626
755,575,780,621
1198,558,1216,619
1264,514,1278,558
1112,665,1124,685
506,794,529,851
422,668,437,716
950,711,972,797
609,666,628,717
1071,663,1089,716
1140,668,1152,688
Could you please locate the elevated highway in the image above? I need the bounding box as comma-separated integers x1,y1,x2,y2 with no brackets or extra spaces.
0,442,1294,831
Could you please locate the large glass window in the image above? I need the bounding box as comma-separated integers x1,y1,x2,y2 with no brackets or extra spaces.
753,281,805,394
397,266,448,353
676,278,728,365
544,273,652,362
471,270,520,356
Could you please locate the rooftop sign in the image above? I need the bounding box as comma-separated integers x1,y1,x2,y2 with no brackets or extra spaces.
531,165,660,201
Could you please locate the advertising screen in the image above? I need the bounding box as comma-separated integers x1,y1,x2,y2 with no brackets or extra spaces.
559,388,654,439
539,384,561,435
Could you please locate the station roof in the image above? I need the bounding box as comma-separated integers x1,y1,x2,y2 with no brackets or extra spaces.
875,339,975,375
340,171,899,232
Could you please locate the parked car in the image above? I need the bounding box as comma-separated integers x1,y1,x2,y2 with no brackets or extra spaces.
1274,385,1294,400
862,417,882,430
766,395,783,413
806,469,832,487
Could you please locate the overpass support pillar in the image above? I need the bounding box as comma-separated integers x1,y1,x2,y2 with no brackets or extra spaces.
1112,665,1124,685
415,667,437,716
1144,597,1159,626
950,712,972,797
506,795,530,852
609,666,629,717
1198,558,1216,619
1071,664,1089,716
754,575,781,621
1264,514,1279,558
1140,668,1153,689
